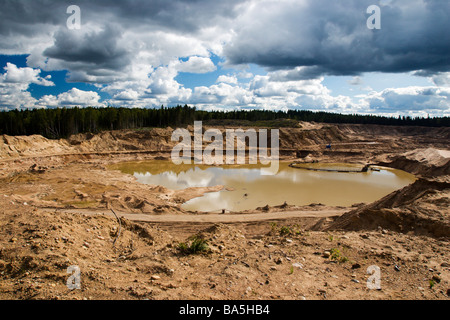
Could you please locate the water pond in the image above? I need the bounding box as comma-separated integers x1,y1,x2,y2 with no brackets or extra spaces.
111,160,416,212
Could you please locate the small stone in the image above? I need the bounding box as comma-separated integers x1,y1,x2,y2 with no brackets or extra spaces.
382,229,389,235
151,275,161,281
323,251,331,258
270,266,277,271
10,237,18,243
286,239,293,243
440,262,449,268
83,241,90,248
292,263,304,269
275,257,283,264
432,275,441,283
351,263,361,269
394,265,400,272
351,279,360,283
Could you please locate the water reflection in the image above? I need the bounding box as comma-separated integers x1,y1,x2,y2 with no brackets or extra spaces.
111,161,416,212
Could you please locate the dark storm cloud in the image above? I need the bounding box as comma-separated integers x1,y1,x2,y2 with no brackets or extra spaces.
43,25,130,71
0,0,66,32
224,0,450,77
0,0,244,36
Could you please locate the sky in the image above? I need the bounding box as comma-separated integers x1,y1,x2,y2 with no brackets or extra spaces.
0,0,449,117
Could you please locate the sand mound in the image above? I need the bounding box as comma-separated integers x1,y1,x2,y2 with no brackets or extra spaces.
380,148,450,177
327,178,450,238
0,134,71,158
69,129,174,153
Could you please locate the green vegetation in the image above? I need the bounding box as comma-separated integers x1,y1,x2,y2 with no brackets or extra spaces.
279,226,292,236
270,223,305,237
330,248,349,263
178,235,209,255
429,279,436,289
1,105,448,139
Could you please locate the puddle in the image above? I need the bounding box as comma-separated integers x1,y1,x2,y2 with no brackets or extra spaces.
111,160,416,212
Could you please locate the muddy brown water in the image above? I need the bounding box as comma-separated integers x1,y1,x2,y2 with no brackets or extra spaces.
111,160,416,212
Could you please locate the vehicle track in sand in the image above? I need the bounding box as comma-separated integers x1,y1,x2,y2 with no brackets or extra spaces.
45,207,348,223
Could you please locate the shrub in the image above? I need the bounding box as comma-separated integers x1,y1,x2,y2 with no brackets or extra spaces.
178,235,209,254
330,248,349,263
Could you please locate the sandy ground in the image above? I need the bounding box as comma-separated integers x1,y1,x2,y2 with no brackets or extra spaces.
0,123,449,300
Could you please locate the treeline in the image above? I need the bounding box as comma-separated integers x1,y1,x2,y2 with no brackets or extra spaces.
0,105,448,139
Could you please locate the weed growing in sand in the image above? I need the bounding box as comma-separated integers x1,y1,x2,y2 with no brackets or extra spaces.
178,235,209,254
270,222,278,232
330,248,349,263
280,226,292,236
429,279,435,289
270,223,304,237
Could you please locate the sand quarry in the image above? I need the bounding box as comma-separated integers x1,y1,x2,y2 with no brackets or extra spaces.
0,122,449,300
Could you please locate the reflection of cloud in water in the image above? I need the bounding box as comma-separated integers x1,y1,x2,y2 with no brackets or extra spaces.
128,161,416,211
135,168,216,190
183,191,230,212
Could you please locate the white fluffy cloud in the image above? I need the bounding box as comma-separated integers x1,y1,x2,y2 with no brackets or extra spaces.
0,63,54,110
36,88,104,108
176,56,216,74
1,63,54,87
364,86,450,116
217,75,238,84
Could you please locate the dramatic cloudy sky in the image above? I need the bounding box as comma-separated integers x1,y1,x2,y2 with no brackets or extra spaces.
1,0,449,117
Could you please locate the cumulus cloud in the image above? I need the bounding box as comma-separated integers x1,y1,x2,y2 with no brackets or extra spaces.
1,63,54,87
216,75,238,84
37,88,104,108
175,56,216,74
365,86,450,115
0,63,54,110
